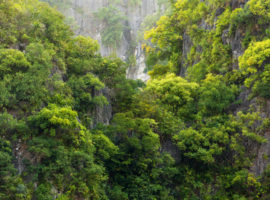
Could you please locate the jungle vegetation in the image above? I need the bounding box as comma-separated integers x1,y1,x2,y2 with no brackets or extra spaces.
0,0,270,199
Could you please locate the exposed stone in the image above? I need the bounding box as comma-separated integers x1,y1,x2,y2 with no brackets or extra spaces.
60,0,270,176
251,100,270,176
59,0,161,125
93,87,112,126
63,0,160,81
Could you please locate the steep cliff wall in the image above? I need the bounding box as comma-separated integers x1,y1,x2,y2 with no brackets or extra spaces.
62,0,161,81
2,1,270,199
174,0,270,175
63,0,270,175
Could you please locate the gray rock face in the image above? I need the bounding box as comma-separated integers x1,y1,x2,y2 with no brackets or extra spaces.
178,0,270,176
58,0,162,125
63,0,160,81
180,32,193,77
251,100,270,176
252,130,270,176
93,87,112,127
60,0,270,175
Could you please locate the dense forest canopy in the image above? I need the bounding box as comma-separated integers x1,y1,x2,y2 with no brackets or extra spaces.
0,0,270,199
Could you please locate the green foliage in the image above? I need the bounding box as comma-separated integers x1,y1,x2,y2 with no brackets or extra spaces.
1,0,270,199
92,132,118,162
103,112,178,199
146,73,198,119
239,39,270,98
0,0,134,198
112,79,144,112
67,73,107,125
198,74,237,116
34,184,53,200
93,56,127,87
248,0,270,21
28,104,86,146
65,36,99,75
0,49,30,78
0,139,30,200
107,185,128,200
254,64,270,98
174,126,227,163
95,5,126,49
239,39,270,75
260,165,270,199
27,136,107,199
141,0,270,199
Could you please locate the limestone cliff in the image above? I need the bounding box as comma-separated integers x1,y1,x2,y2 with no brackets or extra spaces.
61,0,162,81
178,0,270,175
47,0,270,176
